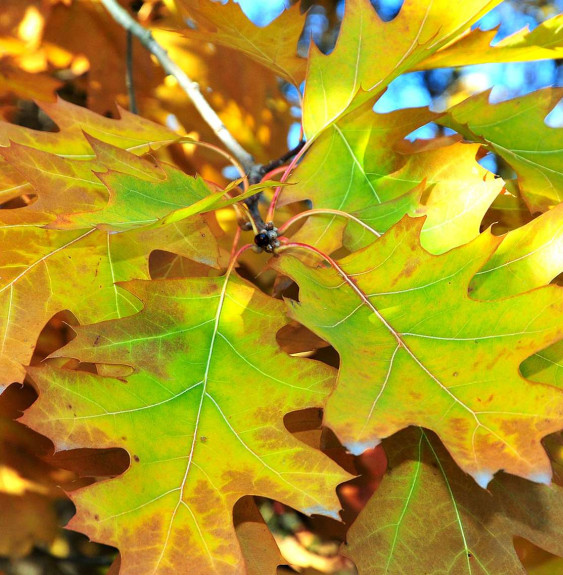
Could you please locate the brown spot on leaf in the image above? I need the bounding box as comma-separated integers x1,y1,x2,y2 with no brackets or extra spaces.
93,335,101,346
133,455,140,462
449,417,471,436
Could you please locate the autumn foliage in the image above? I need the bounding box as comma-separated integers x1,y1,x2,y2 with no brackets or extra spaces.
0,0,562,574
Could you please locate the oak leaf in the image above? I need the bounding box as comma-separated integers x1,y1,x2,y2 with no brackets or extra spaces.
0,97,177,155
302,0,502,137
275,216,563,486
417,14,563,69
24,273,350,574
0,97,178,207
344,427,563,575
148,29,295,166
440,88,563,213
283,101,503,254
470,202,563,300
0,113,226,387
174,0,306,86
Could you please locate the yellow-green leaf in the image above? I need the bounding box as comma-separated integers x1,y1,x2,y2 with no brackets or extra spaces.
0,221,217,388
24,273,350,574
417,14,563,69
344,427,563,575
303,0,502,137
275,216,563,486
284,102,502,254
0,97,177,157
440,88,563,212
470,202,563,300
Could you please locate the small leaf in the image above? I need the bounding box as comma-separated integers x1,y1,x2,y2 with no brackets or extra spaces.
440,88,563,212
418,14,563,69
156,180,284,228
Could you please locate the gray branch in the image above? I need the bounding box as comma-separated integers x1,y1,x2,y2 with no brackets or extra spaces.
100,0,256,174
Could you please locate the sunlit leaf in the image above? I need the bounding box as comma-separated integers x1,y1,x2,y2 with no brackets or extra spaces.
471,202,563,300
418,14,563,69
24,273,350,574
303,0,502,137
0,97,177,156
441,88,563,213
275,216,563,485
174,0,306,86
283,102,502,254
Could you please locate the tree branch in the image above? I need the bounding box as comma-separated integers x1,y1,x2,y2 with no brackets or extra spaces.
100,0,255,174
243,140,306,231
126,30,138,114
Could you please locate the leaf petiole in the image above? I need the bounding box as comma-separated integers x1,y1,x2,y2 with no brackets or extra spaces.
277,208,382,238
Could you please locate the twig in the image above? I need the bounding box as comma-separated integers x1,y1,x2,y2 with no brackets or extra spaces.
247,139,305,186
243,140,306,231
100,0,255,174
126,30,138,114
101,0,305,235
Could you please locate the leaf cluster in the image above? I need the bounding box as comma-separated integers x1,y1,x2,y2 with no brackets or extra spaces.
0,1,562,574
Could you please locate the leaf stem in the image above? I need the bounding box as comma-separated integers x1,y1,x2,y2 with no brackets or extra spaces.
226,243,253,277
100,0,255,174
229,226,242,263
266,139,312,222
260,166,287,182
242,140,306,232
178,137,248,189
277,209,382,237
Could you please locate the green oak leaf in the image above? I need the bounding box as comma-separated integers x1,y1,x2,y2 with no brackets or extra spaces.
275,216,563,486
302,0,502,137
24,273,350,574
440,88,563,213
283,101,502,255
